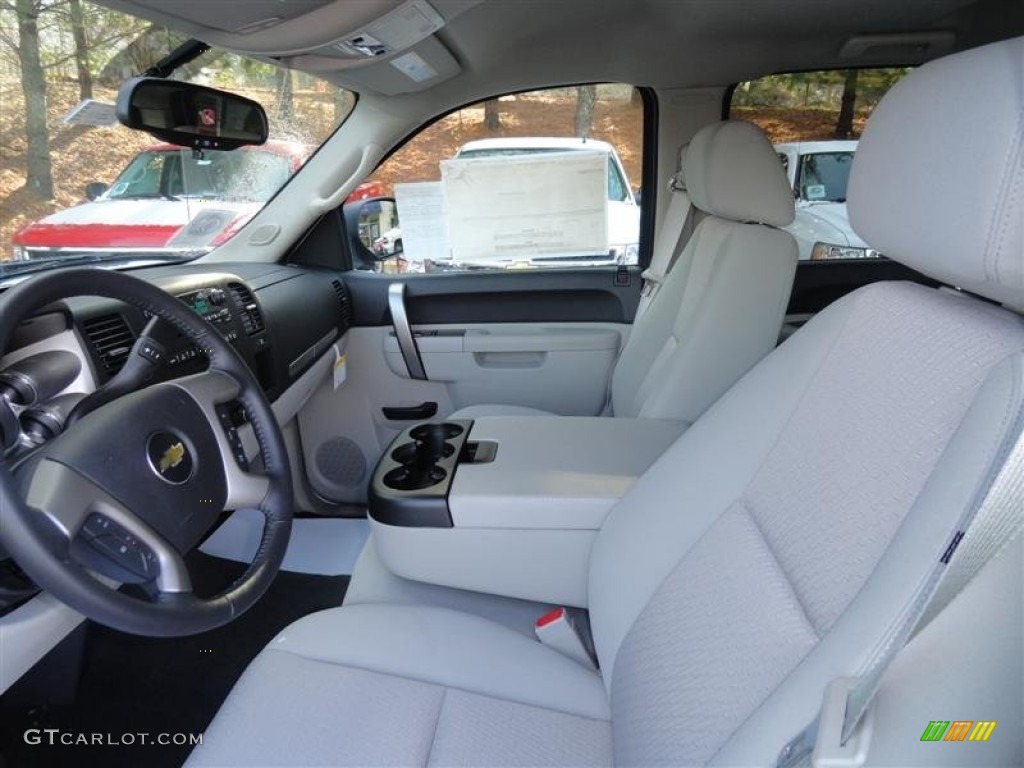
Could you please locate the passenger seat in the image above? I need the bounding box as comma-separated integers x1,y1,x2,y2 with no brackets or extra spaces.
452,120,798,428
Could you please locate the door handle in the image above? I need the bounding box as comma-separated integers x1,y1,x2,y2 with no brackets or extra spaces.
388,282,427,380
381,402,439,421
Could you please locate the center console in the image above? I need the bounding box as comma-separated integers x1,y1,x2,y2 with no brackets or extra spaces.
368,416,683,606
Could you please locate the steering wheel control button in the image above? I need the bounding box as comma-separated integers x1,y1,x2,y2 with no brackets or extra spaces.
82,512,112,538
216,403,250,471
79,513,158,581
137,339,166,365
147,431,194,484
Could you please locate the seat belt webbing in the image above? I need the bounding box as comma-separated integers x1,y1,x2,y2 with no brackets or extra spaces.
637,187,694,317
777,412,1024,768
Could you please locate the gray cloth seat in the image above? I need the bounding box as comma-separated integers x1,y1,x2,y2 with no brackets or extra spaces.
187,37,1024,768
190,604,613,766
450,120,798,426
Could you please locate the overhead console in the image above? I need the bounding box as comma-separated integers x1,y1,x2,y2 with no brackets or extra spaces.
368,416,684,606
105,0,480,93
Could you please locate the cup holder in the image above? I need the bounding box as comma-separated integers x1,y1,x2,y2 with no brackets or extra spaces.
383,465,447,491
410,423,463,441
392,442,455,464
381,422,463,492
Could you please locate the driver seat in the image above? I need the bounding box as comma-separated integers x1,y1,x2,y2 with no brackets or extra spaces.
187,37,1024,767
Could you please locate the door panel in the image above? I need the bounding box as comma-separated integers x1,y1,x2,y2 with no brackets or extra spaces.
384,323,624,415
298,320,628,503
343,267,641,325
298,269,640,504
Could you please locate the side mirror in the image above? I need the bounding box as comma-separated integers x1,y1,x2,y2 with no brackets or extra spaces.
85,182,108,201
116,77,268,151
633,186,642,206
343,197,401,262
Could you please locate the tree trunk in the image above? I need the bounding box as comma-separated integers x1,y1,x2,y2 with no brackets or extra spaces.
834,69,859,139
276,67,294,120
68,0,93,100
574,85,597,138
15,0,53,199
483,100,500,132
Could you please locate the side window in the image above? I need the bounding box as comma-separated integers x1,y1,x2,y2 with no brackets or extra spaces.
356,84,644,273
607,161,629,203
731,69,911,261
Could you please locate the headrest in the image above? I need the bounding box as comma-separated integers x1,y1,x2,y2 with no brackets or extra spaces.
684,120,794,227
848,36,1024,311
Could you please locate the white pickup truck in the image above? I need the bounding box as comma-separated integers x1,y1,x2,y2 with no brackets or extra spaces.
774,140,881,260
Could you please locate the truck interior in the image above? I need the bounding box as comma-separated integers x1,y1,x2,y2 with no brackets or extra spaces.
0,1,1022,766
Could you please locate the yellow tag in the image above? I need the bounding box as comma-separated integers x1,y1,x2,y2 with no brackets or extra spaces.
333,350,347,390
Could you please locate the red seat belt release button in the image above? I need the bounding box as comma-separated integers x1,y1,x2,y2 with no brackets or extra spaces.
534,608,596,669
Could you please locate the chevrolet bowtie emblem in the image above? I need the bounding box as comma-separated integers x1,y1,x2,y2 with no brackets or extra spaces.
159,442,186,473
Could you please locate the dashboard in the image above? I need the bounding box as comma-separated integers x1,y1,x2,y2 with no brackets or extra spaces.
68,264,352,399
0,262,354,616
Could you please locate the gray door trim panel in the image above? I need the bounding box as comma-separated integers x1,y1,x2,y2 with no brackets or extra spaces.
345,267,643,327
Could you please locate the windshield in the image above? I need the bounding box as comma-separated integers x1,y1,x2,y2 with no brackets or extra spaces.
1,1,354,277
798,152,854,202
107,148,296,202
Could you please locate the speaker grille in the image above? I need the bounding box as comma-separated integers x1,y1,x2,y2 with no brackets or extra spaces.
315,437,367,487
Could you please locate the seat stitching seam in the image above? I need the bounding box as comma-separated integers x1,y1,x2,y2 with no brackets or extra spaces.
982,104,1023,282
740,498,821,639
424,687,447,767
261,647,611,722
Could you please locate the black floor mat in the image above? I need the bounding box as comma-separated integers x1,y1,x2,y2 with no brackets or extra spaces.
0,553,349,768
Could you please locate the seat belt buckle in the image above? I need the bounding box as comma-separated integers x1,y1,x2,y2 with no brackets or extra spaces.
639,269,661,298
534,608,596,669
812,678,875,768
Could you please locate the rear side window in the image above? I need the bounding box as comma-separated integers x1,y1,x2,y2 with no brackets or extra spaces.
730,69,910,261
353,84,645,274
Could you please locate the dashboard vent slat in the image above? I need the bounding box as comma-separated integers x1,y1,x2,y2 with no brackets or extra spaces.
82,313,135,375
331,279,352,326
227,282,265,336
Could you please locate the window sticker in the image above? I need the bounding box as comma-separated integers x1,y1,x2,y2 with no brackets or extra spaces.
805,183,827,200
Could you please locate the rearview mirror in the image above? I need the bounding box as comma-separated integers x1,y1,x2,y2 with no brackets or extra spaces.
115,77,268,151
85,182,108,201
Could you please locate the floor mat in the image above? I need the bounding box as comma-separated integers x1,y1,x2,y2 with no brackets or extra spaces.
0,553,349,768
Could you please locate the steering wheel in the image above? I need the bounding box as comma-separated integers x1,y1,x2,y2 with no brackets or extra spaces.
0,269,293,636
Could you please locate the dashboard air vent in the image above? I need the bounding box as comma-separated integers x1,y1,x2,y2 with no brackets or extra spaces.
331,280,352,326
81,313,135,375
227,282,265,336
